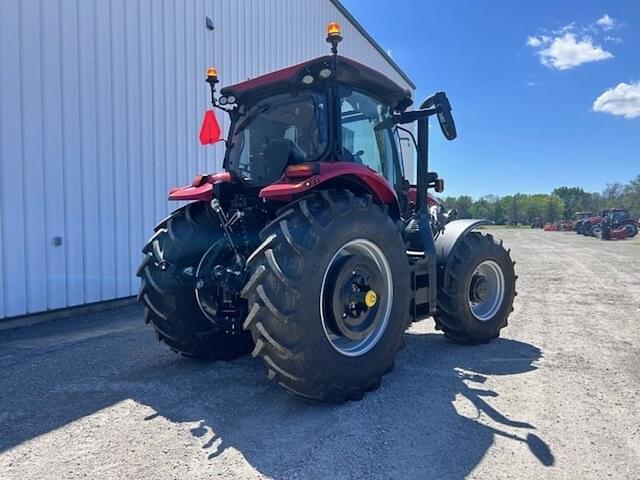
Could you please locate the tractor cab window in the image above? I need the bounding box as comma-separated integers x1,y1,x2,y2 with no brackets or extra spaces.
610,210,629,222
227,92,328,185
339,88,401,187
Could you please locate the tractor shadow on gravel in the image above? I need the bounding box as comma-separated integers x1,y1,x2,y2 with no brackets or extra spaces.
135,327,555,478
0,310,554,479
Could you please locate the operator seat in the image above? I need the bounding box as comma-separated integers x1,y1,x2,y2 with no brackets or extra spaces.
253,139,297,186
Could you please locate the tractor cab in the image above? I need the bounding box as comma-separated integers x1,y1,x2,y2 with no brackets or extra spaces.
206,30,454,226
218,55,411,191
607,209,630,223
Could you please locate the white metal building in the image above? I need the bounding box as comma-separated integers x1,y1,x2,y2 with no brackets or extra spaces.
0,0,415,319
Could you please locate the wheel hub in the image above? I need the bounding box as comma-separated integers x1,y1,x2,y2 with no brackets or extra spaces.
469,274,489,302
364,290,378,308
325,256,383,341
320,239,393,356
467,260,506,322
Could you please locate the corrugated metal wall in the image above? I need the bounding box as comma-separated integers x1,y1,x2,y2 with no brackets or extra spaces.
0,0,414,319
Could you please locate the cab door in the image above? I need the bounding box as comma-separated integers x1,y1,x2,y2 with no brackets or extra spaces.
339,87,405,196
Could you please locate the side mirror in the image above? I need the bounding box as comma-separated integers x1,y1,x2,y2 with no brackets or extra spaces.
421,92,457,141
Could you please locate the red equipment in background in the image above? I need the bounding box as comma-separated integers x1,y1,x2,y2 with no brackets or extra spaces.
544,221,574,232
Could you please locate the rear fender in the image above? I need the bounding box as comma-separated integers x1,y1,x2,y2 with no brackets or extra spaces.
259,162,401,216
168,171,233,201
435,219,493,288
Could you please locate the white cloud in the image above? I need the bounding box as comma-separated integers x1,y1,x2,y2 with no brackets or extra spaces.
526,36,542,47
527,35,551,47
528,33,613,70
596,14,615,31
558,23,576,34
593,82,640,119
527,16,623,70
604,35,623,44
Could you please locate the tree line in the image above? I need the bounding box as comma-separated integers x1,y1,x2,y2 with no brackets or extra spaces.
441,175,640,225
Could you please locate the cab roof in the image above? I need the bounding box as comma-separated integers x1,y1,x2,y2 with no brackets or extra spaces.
220,55,413,111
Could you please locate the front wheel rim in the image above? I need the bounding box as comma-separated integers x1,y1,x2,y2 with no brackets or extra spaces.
320,239,393,357
468,260,506,322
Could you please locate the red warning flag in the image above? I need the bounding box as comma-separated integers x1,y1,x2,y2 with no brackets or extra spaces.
199,109,222,145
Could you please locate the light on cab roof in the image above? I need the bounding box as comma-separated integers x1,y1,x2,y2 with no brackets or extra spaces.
326,22,343,43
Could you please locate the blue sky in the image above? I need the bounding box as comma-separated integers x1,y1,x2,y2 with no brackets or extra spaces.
343,0,640,198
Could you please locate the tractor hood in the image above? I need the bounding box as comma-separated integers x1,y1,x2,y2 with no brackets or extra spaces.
220,55,413,112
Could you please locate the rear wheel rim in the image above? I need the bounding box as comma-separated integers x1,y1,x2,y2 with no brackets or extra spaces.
320,239,393,357
468,260,505,322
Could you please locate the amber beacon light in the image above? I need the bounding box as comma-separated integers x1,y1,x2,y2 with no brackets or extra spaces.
326,22,343,43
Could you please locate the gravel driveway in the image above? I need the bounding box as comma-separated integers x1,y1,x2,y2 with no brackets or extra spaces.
1,229,639,479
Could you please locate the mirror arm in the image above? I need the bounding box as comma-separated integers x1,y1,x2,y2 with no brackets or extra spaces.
393,107,440,125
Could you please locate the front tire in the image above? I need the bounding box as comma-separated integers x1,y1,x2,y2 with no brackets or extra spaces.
241,190,411,403
434,232,516,343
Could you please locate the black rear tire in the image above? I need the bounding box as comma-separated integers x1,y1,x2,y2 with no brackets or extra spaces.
624,223,638,238
434,232,516,343
241,190,411,403
137,202,253,360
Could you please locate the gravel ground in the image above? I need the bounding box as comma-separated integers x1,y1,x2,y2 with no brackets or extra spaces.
1,229,639,479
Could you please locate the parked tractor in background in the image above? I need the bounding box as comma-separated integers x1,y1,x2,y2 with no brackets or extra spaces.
531,216,544,229
574,211,594,234
583,209,637,238
579,210,609,236
598,209,638,240
137,24,517,403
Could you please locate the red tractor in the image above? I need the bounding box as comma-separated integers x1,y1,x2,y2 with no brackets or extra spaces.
574,211,594,234
579,210,609,236
584,209,637,238
137,24,516,403
599,209,639,240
